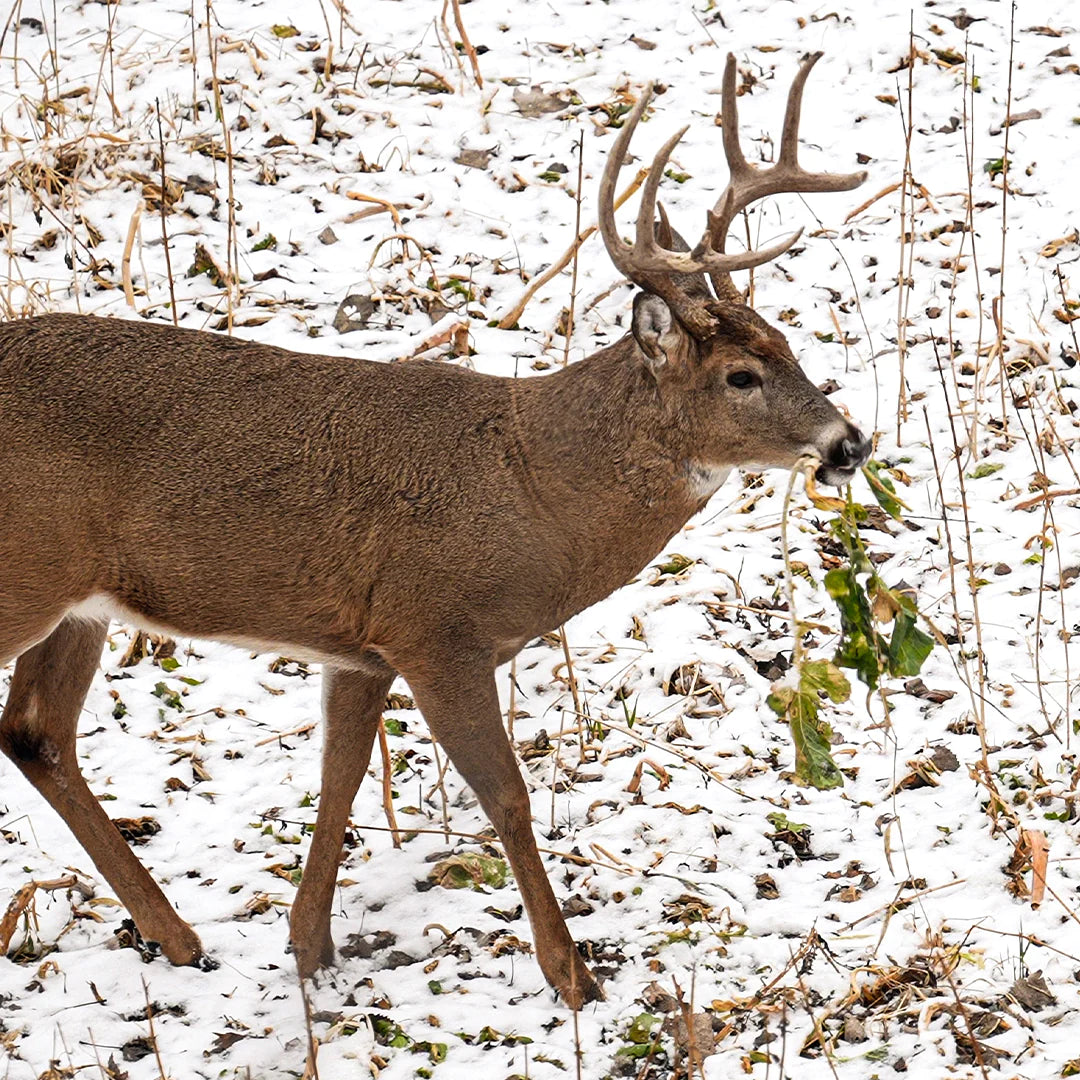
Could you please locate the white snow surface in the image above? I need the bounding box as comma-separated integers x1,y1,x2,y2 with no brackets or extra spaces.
1,0,1079,1077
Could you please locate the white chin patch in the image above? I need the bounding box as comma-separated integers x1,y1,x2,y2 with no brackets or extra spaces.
686,463,732,501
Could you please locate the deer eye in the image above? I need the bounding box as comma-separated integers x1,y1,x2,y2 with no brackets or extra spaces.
727,370,760,389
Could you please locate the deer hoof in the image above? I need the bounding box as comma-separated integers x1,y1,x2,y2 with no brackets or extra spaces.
553,957,604,1010
291,934,336,981
160,926,205,968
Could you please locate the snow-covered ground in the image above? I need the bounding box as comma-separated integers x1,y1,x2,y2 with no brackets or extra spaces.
2,0,1079,1076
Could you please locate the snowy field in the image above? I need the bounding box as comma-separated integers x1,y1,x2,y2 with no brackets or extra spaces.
2,0,1079,1077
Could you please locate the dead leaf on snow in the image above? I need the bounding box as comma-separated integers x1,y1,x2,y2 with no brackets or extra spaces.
656,801,708,815
904,678,957,704
990,108,1041,135
512,86,570,117
826,883,863,903
1025,829,1049,907
625,757,671,793
755,874,779,900
662,893,713,923
427,852,509,891
113,816,161,845
121,1037,156,1062
205,1030,248,1056
663,1010,716,1059
454,147,494,169
332,294,377,334
1007,971,1056,1012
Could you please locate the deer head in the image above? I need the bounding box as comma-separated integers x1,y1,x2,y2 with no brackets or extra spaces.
598,52,872,489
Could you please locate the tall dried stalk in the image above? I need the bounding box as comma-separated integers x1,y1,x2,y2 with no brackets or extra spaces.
560,133,585,367
958,46,986,460
121,199,142,307
426,737,452,842
557,131,588,760
377,718,402,847
507,656,518,740
993,1,1017,424
140,977,170,1080
204,0,237,330
0,0,25,75
929,344,989,738
315,0,334,80
157,101,179,325
894,17,916,440
560,630,586,762
448,0,482,89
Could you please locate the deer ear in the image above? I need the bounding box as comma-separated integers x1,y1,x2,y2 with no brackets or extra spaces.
631,293,687,373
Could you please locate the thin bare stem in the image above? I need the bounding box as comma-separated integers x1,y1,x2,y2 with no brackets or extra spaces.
507,656,517,741
205,0,236,329
121,200,143,307
156,101,179,325
894,18,915,439
140,978,169,1080
929,346,989,737
427,736,452,842
449,0,483,89
559,629,586,761
315,0,334,80
377,717,402,848
561,132,585,367
994,1,1017,421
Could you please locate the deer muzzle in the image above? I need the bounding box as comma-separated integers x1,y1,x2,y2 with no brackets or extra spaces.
814,423,872,487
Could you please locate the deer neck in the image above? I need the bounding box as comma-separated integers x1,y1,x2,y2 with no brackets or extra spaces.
509,336,713,593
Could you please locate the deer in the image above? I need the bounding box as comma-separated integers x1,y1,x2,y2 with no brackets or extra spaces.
0,53,868,1009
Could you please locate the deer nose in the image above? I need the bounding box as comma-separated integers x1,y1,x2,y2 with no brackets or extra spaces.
815,424,872,485
826,426,872,473
837,431,872,469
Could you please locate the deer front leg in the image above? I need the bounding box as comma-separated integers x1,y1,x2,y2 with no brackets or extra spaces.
407,661,602,1009
0,616,203,966
290,664,393,979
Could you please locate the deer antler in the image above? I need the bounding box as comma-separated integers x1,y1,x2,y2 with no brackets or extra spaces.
598,54,867,332
599,83,795,336
705,51,867,302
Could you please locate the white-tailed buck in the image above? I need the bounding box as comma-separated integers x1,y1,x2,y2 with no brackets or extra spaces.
0,53,868,1007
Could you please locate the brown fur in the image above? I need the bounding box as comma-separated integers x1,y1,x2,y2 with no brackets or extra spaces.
0,306,865,1006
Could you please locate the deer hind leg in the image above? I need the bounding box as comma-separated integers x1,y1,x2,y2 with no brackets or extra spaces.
290,663,394,979
0,615,203,966
406,661,603,1009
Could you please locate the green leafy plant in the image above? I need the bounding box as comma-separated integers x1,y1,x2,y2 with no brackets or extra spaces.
771,463,936,788
427,851,509,890
616,1013,661,1060
151,681,184,711
824,479,934,691
767,659,850,789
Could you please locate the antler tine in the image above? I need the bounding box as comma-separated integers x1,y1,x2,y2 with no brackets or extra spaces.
597,83,717,336
634,124,690,257
706,51,868,303
598,82,694,281
720,53,752,183
777,50,821,167
703,206,804,267
597,81,654,283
